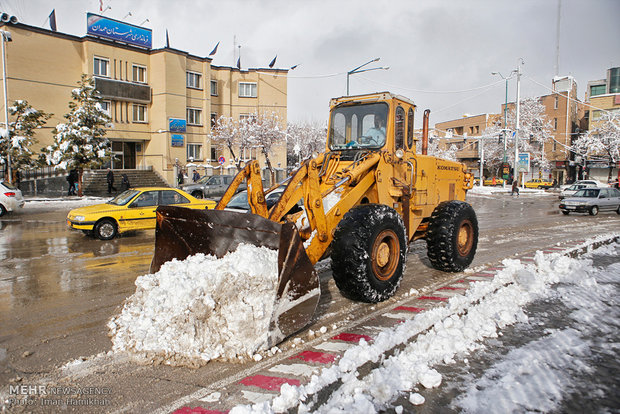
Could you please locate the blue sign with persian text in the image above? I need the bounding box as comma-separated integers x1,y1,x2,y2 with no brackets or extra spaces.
171,134,184,147
169,118,187,133
87,13,152,49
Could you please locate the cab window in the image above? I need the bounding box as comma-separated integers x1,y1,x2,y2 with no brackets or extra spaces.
407,108,414,149
328,102,388,150
161,190,189,205
395,106,405,150
131,191,158,207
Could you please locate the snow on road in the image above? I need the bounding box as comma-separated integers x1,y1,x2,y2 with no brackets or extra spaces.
226,237,619,413
108,244,280,366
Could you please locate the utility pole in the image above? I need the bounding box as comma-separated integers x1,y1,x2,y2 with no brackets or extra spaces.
1,30,11,183
514,59,524,186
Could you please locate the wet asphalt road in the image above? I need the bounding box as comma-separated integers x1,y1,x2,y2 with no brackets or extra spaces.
0,191,618,412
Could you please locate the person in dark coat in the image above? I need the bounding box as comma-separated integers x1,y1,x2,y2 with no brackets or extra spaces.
511,179,520,197
121,174,130,191
192,170,200,182
67,168,78,195
177,170,184,187
106,168,116,194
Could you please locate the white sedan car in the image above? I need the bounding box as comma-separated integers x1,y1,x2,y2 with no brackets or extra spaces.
0,181,25,216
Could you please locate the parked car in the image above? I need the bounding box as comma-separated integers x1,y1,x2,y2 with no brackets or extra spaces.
225,185,304,216
560,179,608,190
181,175,246,199
67,187,216,240
0,181,25,217
558,187,620,216
559,183,598,199
524,178,554,189
483,177,505,186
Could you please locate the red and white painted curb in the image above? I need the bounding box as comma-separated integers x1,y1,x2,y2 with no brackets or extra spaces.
167,238,606,414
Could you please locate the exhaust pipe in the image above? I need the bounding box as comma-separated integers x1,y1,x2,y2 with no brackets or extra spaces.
422,109,430,155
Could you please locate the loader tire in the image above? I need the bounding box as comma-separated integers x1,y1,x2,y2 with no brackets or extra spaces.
331,204,407,303
426,201,478,272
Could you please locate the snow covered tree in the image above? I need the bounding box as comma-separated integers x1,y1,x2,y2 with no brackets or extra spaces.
510,97,554,171
209,115,253,170
44,74,113,195
425,133,459,161
479,123,512,177
286,121,326,167
0,100,51,181
573,112,620,181
247,112,286,182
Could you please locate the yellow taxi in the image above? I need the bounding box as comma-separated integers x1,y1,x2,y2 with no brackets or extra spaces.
67,187,216,240
524,178,554,189
483,177,505,186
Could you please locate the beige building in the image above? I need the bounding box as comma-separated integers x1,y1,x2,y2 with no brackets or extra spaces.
0,19,288,185
582,67,620,182
434,113,502,172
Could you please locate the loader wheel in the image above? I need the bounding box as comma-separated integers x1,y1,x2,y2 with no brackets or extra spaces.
331,204,407,303
426,201,478,272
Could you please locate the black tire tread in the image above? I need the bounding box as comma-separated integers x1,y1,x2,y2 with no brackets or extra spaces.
331,204,407,303
426,200,478,272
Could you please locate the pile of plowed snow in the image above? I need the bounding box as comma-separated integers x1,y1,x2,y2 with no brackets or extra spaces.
108,244,279,365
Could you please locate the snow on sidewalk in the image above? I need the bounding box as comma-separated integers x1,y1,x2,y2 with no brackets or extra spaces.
225,236,619,413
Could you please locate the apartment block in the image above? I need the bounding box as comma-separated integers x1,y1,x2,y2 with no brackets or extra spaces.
0,17,288,185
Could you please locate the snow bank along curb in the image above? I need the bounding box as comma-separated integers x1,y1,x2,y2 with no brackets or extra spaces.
163,234,619,414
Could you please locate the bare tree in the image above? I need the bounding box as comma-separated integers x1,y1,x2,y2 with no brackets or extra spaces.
247,112,286,183
573,112,620,181
286,121,326,167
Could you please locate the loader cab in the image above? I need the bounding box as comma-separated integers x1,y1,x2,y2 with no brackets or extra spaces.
328,102,389,150
327,93,417,154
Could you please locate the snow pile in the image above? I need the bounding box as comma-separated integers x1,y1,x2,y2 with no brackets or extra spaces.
231,240,618,413
108,244,279,365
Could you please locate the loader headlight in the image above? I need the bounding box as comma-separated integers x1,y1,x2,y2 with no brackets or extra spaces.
395,149,404,159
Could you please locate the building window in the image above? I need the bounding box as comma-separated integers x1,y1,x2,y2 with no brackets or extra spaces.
554,118,557,130
554,96,559,109
132,104,147,123
187,71,202,89
589,84,606,97
210,146,218,161
99,100,111,116
211,113,218,128
94,57,109,77
239,82,257,98
239,114,254,122
210,80,218,96
187,144,202,161
186,108,202,125
132,64,147,83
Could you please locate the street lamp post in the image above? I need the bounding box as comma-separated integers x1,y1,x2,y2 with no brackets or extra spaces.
1,29,11,183
492,69,517,188
514,58,524,187
346,58,389,95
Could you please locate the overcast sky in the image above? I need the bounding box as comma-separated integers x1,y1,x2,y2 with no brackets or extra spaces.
3,0,619,127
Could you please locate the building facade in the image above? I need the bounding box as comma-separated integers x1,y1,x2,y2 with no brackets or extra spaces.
582,67,620,182
434,77,583,185
0,19,288,185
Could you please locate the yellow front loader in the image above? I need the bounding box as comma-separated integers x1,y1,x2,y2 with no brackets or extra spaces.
151,92,477,346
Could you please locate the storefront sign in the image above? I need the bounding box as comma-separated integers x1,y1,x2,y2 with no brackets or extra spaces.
87,13,152,49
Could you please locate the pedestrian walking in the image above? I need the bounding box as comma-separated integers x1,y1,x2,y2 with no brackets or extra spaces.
177,169,184,187
511,179,520,197
121,174,131,192
106,168,117,194
192,170,200,182
67,168,78,195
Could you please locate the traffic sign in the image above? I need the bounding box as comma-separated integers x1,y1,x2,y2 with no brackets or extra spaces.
218,156,225,165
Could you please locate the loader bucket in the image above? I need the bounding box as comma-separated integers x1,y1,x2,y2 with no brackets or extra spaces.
150,206,320,347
